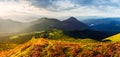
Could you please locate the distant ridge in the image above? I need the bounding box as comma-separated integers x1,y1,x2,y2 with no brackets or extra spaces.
0,19,28,33
25,17,89,32
83,18,120,32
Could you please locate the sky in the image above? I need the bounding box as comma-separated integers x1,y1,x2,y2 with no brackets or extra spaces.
0,0,120,21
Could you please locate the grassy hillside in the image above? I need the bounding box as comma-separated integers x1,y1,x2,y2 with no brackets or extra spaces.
103,33,120,42
0,29,97,52
9,29,98,44
9,29,65,44
1,38,120,57
0,42,17,51
1,29,120,57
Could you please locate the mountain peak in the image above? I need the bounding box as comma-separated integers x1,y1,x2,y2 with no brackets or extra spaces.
63,17,79,23
67,17,78,21
61,17,89,31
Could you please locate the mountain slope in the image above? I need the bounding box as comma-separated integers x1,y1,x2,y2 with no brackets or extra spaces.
64,29,116,41
83,18,120,32
1,38,120,57
0,38,82,57
62,17,89,31
25,17,89,32
0,19,28,33
103,33,120,42
26,18,62,32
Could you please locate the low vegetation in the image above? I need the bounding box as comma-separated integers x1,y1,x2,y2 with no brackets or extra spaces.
1,38,120,57
0,29,120,57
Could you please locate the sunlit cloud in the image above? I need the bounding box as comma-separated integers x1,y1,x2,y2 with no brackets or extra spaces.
0,0,120,21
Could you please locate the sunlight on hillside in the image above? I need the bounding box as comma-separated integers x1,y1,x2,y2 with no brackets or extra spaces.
103,33,120,42
1,38,120,57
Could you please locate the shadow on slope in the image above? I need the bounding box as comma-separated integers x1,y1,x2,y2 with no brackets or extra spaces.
64,29,118,41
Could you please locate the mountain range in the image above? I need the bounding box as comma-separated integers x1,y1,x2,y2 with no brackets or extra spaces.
83,18,120,32
0,19,28,33
1,17,120,57
0,17,89,33
0,17,120,40
1,17,120,33
26,17,89,32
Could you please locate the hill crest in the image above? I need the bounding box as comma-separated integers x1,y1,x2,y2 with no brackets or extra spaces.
103,33,120,42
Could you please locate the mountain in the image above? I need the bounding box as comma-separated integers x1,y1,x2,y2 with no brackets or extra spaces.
103,33,120,42
62,17,89,31
0,17,117,41
0,19,28,33
26,17,62,32
25,17,89,32
83,18,120,32
11,17,116,41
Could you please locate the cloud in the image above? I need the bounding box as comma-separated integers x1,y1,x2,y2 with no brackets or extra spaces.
27,0,77,11
1,0,120,21
0,0,51,21
29,0,53,8
26,0,120,11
